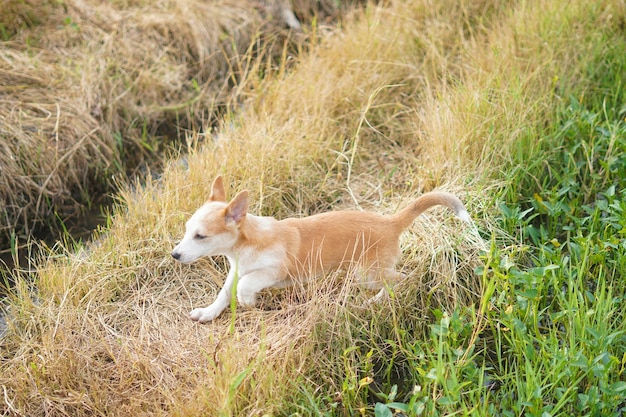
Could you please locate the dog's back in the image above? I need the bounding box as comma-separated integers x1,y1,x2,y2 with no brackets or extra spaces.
281,211,399,277
280,191,469,278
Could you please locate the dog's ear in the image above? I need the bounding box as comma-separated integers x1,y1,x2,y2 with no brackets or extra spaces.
208,175,226,202
224,190,248,224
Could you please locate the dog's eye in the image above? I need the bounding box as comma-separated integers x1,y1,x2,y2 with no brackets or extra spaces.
194,233,207,240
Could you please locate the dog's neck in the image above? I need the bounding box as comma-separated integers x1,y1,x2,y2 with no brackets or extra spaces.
230,214,278,256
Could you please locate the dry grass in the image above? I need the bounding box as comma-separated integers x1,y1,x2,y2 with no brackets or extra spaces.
1,0,622,414
0,0,356,244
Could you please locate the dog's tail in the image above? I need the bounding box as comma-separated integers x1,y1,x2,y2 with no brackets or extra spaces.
392,191,471,230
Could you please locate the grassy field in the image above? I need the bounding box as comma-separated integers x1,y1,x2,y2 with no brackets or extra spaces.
1,0,625,415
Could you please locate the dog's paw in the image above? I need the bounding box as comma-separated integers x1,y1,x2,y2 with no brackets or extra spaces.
189,305,224,323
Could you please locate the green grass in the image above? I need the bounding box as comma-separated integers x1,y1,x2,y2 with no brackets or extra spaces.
350,49,626,417
483,104,626,416
484,57,626,415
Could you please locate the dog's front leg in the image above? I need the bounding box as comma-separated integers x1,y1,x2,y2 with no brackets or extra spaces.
189,265,238,323
236,268,283,308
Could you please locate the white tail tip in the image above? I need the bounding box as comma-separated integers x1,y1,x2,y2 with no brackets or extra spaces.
457,209,472,223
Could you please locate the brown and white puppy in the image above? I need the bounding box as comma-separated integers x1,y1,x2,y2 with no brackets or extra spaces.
172,176,470,322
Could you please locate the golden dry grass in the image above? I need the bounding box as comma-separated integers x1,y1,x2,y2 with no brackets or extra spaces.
0,0,354,244
1,0,623,415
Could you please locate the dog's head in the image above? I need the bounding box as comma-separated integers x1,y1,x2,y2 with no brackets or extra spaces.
171,176,248,263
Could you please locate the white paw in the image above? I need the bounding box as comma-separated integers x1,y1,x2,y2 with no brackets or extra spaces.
189,303,226,323
366,288,389,305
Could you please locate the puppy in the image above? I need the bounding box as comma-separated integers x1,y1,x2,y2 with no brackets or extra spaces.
172,176,470,322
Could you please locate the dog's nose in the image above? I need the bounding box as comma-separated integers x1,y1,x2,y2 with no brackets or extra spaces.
171,251,181,260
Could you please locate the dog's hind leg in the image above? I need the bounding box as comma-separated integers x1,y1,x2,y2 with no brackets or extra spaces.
360,267,405,304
